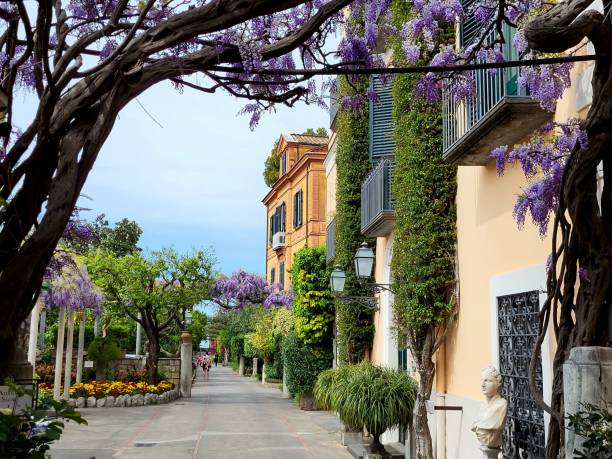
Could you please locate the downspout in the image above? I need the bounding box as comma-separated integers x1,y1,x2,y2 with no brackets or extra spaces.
305,160,309,247
436,340,447,459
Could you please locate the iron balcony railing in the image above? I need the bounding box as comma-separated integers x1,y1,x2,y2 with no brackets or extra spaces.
326,218,335,265
361,158,395,234
442,26,526,153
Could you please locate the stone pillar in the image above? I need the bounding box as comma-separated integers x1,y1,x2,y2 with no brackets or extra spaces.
28,300,43,367
251,357,258,379
63,310,75,400
38,308,46,351
5,312,34,382
282,365,290,398
238,355,245,376
564,346,612,457
224,348,229,366
135,312,142,355
261,360,267,384
75,311,86,384
53,306,66,401
180,331,193,398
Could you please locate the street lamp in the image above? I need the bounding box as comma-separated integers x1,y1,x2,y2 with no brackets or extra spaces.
354,242,375,279
330,266,346,294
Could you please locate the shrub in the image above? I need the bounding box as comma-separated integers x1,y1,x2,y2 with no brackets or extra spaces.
567,402,612,458
86,337,120,364
314,362,418,453
282,331,332,397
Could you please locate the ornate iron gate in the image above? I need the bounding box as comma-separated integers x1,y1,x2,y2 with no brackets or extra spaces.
497,290,546,458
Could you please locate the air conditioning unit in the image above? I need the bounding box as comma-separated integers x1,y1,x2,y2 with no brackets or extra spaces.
272,232,286,250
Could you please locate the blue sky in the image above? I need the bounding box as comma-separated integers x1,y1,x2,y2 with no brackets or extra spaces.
73,81,329,276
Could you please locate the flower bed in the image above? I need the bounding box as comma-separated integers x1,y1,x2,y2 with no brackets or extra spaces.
38,381,179,408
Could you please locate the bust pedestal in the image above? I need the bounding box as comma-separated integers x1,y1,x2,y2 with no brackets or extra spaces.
480,445,501,459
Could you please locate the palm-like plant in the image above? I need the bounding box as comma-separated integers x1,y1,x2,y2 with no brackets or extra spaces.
314,362,417,455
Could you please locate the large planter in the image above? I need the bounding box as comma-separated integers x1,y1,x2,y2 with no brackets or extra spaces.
298,392,320,411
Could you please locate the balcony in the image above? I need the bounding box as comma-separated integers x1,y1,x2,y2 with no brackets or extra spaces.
442,29,552,165
326,218,335,265
361,158,395,237
272,232,286,250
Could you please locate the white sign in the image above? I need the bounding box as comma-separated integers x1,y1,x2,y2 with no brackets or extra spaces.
0,385,32,413
84,360,94,368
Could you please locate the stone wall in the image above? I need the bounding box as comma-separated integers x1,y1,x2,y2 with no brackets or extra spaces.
158,358,181,385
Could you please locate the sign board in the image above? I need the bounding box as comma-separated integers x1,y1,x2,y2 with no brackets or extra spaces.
0,385,33,413
84,360,94,368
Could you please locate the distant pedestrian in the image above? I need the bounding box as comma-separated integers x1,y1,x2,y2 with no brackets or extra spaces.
202,352,211,379
214,353,219,367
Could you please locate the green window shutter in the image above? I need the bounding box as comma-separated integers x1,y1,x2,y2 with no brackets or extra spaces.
279,262,285,288
293,193,298,228
369,76,395,163
298,191,303,226
271,268,275,284
269,216,274,243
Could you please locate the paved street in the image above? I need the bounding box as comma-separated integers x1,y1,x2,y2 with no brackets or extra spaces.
49,366,351,459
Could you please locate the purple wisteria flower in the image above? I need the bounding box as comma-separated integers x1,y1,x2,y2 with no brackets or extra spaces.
212,271,292,310
42,264,104,317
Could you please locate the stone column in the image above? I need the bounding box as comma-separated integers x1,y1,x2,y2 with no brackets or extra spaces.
261,359,267,384
282,365,290,398
251,357,258,379
75,311,86,384
238,356,245,376
135,312,142,355
38,308,47,351
564,346,612,457
63,310,75,400
180,331,193,398
28,299,43,367
53,306,66,401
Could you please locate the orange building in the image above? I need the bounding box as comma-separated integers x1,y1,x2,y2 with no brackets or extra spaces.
263,133,328,288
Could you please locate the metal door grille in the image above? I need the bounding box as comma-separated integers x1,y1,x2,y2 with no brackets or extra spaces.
497,291,546,458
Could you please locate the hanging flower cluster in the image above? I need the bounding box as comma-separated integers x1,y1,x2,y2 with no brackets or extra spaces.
42,263,104,317
211,270,292,310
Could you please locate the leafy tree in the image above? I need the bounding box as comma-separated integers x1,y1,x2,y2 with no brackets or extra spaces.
91,214,142,256
188,309,208,352
301,128,328,137
263,140,280,187
86,247,215,383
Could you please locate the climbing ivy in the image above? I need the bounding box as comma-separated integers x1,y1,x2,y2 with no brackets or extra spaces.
334,76,375,365
291,247,335,347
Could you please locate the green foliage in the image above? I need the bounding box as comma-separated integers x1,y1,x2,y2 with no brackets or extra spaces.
0,381,87,459
314,363,417,441
282,331,332,397
567,403,612,458
91,214,142,256
390,1,457,336
189,309,208,352
86,337,120,364
263,140,280,187
302,128,328,136
291,247,334,347
334,76,375,364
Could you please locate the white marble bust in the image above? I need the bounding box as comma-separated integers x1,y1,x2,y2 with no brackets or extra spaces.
471,366,508,449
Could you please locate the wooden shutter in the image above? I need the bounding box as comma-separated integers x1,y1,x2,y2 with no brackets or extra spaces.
271,268,275,284
369,76,395,163
279,262,285,288
298,191,303,226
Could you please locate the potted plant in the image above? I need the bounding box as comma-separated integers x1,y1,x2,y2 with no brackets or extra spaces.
315,362,417,458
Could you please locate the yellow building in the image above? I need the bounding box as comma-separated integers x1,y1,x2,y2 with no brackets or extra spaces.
325,27,599,459
263,133,328,288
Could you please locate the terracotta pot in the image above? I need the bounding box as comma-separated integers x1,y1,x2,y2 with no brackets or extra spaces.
180,331,192,344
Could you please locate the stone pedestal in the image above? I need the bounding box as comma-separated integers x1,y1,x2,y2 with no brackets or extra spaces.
563,346,612,458
479,446,500,459
179,331,193,398
238,356,245,376
251,357,258,379
261,361,267,384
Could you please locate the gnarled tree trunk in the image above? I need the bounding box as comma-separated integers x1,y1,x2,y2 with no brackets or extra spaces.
411,327,436,459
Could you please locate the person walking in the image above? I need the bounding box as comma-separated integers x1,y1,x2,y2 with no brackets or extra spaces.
202,352,211,379
213,353,219,367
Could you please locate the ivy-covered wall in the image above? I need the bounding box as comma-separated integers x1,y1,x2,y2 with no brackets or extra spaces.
389,1,457,336
334,76,375,364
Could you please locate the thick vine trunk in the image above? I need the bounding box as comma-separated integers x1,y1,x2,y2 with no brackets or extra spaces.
413,358,435,459
524,2,612,457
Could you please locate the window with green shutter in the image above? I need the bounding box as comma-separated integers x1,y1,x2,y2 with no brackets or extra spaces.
269,215,274,244
271,267,276,284
293,190,303,228
281,151,287,175
279,262,285,288
459,0,480,47
369,76,395,163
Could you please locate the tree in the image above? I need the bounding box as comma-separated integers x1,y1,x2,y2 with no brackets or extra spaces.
91,214,142,256
86,247,215,383
263,140,281,187
0,0,350,372
301,128,327,136
189,309,208,352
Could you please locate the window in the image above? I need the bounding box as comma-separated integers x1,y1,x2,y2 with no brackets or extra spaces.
279,262,285,288
270,203,286,240
270,268,276,284
281,151,287,175
293,190,303,228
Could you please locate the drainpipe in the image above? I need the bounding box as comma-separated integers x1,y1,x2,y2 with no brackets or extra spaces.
436,341,447,459
305,161,309,246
